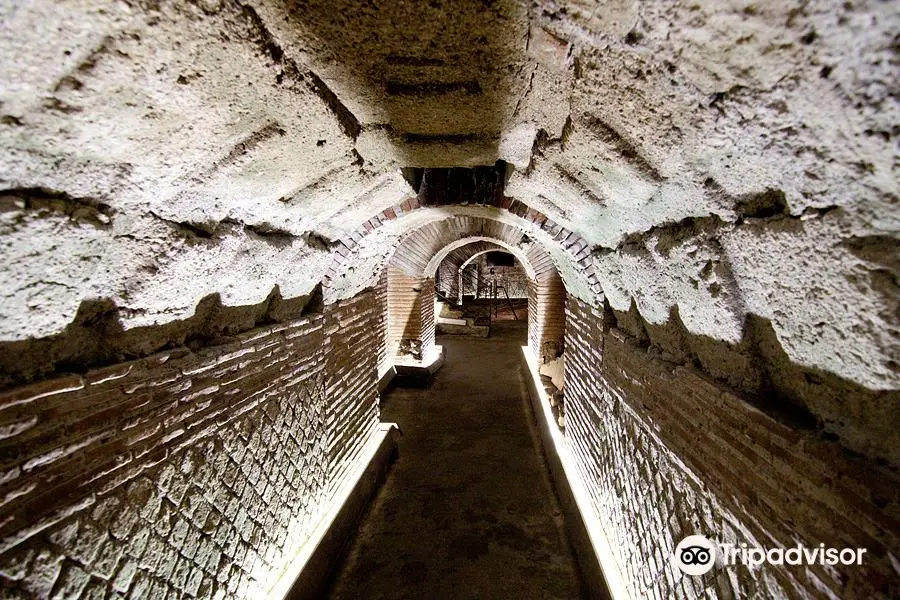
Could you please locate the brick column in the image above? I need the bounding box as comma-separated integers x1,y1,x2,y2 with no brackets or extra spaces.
528,273,567,362
386,266,436,361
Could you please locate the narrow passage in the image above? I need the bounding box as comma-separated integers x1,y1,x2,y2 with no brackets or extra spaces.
326,322,584,599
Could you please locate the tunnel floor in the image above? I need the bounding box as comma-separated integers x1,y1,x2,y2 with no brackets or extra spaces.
325,321,585,600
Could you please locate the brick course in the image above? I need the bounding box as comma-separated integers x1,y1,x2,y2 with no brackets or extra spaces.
324,292,381,488
385,267,435,360
528,275,566,363
563,295,900,599
0,290,383,599
374,269,390,375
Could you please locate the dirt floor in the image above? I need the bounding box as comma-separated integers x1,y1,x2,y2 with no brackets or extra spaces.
325,321,584,599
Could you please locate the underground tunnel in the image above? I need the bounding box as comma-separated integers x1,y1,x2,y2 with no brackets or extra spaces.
0,0,898,598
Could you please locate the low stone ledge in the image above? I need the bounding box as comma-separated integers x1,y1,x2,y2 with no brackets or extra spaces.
377,364,397,394
520,346,628,600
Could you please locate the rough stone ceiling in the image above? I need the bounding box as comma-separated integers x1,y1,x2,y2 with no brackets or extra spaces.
0,0,897,393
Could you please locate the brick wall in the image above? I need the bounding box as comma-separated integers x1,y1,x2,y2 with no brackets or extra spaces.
436,262,456,300
419,280,436,356
374,269,390,375
563,295,899,599
386,267,435,360
323,291,381,490
0,291,383,599
528,274,567,363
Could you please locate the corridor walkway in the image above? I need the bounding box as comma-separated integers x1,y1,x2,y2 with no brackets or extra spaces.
326,322,585,599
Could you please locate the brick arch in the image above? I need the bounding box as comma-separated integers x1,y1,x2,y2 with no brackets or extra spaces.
438,241,563,361
427,238,534,280
381,225,567,366
429,234,566,305
344,196,591,276
389,216,529,277
431,240,515,302
323,204,602,305
458,247,509,271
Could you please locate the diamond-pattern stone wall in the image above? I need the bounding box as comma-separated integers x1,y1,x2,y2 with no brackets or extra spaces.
0,289,383,599
563,295,899,599
324,291,382,491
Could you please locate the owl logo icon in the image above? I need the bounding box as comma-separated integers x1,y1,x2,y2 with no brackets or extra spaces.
674,535,716,575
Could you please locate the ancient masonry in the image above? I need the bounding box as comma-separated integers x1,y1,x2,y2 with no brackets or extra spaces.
0,0,897,598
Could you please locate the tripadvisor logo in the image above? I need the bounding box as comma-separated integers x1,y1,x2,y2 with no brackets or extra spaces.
673,535,867,576
674,535,716,575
